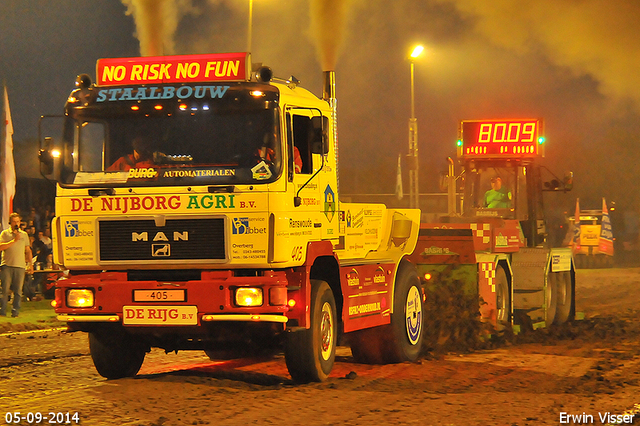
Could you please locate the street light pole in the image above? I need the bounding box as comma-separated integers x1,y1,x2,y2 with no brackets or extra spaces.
247,0,253,53
408,45,423,209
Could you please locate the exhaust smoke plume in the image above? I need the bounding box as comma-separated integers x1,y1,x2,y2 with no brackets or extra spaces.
439,0,640,107
112,0,640,208
122,0,191,56
309,0,351,71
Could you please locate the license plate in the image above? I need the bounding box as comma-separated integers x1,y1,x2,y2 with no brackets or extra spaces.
123,306,198,325
133,289,186,302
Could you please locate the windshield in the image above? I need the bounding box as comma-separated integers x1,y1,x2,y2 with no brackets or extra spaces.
60,84,282,187
463,164,519,218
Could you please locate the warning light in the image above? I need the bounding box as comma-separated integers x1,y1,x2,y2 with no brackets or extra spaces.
288,299,296,308
423,273,432,281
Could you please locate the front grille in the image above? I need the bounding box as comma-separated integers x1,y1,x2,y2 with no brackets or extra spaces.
128,269,201,281
99,218,225,261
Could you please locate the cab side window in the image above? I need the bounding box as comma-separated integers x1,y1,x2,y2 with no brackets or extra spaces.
287,114,313,178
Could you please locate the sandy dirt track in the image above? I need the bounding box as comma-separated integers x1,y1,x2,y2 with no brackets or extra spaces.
1,268,639,425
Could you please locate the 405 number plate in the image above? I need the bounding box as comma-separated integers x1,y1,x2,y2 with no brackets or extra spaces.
133,289,186,302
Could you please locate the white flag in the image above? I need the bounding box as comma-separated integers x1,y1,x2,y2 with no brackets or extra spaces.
1,85,16,231
395,154,403,200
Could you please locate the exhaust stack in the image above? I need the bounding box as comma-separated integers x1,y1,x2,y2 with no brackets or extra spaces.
322,70,339,195
322,70,336,101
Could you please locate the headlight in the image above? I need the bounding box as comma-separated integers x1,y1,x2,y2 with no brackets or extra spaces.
66,289,95,308
235,288,263,307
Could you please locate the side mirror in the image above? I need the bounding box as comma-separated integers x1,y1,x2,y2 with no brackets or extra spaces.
544,179,561,190
310,116,329,154
39,137,54,175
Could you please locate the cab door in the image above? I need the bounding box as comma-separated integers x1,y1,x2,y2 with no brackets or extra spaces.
285,109,338,241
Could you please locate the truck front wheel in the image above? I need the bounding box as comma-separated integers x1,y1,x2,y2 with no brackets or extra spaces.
285,280,337,383
89,331,147,379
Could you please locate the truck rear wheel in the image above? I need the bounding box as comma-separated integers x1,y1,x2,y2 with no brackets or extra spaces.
553,271,573,324
285,280,336,383
386,260,424,363
350,261,424,364
89,331,146,379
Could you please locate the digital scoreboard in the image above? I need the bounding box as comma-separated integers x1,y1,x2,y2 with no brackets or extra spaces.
458,119,544,158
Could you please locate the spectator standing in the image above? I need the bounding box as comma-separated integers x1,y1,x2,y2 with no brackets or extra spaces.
27,207,42,231
0,213,33,317
29,239,50,301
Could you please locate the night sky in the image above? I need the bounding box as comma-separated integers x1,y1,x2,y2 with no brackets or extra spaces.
1,0,639,215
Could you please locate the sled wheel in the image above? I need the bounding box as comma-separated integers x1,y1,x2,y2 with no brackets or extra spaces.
553,271,573,324
495,266,511,330
545,272,558,326
285,280,337,383
89,331,147,379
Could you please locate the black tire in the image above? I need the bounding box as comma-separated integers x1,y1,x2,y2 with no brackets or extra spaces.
545,272,558,326
349,261,423,364
553,271,573,324
285,280,337,383
89,331,147,379
495,266,510,330
386,261,424,363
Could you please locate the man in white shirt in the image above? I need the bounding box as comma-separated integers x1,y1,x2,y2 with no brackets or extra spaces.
0,213,33,317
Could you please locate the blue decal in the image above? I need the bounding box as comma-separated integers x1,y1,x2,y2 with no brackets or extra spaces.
65,221,79,237
324,185,336,222
232,217,249,235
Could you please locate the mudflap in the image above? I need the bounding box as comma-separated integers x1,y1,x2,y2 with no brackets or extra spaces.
511,248,551,327
407,227,483,351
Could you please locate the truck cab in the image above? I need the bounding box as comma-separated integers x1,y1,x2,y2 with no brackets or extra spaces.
40,53,424,382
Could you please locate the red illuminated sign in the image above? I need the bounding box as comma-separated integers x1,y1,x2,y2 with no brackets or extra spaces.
96,53,250,86
459,119,543,158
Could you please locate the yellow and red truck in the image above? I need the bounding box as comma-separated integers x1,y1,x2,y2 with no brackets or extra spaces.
40,53,575,381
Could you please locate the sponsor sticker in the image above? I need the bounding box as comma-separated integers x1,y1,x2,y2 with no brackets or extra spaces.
123,305,198,325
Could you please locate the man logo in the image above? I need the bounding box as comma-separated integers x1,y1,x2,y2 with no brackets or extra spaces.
152,244,170,257
132,231,188,242
65,221,79,237
232,217,249,234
